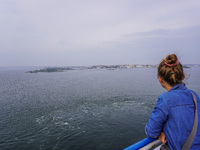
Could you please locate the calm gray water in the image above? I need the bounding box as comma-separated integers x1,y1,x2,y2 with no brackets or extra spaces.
0,67,199,150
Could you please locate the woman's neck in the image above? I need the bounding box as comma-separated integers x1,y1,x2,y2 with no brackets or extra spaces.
159,76,173,91
165,84,173,91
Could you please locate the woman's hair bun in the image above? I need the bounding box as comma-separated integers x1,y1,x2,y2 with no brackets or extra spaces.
165,54,178,64
158,53,184,86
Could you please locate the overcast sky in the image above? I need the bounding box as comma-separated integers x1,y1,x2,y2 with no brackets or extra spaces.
0,0,200,66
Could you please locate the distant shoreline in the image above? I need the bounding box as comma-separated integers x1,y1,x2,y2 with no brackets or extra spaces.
26,64,196,73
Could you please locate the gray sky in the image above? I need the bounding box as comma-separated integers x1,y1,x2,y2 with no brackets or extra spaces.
0,0,200,66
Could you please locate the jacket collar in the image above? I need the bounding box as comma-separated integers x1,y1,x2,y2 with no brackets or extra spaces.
169,83,185,92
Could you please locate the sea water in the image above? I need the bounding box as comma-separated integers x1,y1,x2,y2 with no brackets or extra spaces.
0,67,199,150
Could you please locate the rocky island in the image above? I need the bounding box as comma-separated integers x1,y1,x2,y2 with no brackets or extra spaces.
27,67,73,73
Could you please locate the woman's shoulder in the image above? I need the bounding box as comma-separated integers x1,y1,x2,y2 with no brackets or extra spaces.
157,92,171,107
158,91,173,100
159,87,199,107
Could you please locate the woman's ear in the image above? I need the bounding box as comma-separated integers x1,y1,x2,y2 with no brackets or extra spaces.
158,76,163,84
182,73,185,80
158,76,166,89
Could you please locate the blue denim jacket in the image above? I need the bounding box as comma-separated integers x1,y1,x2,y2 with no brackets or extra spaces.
145,83,200,150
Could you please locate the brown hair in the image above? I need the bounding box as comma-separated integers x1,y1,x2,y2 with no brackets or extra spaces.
158,54,184,86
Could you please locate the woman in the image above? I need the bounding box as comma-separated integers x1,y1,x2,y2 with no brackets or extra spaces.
145,54,200,149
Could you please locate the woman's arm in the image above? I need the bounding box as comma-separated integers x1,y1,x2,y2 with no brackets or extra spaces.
145,96,169,138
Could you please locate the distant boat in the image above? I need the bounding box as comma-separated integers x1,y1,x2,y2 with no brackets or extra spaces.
124,137,162,150
108,68,115,70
